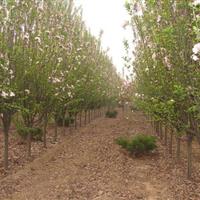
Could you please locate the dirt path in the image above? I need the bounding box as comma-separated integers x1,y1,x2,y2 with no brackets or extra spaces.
0,111,199,200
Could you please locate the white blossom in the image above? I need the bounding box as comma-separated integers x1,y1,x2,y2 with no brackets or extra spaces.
191,54,199,61
157,15,161,23
193,0,200,6
20,24,25,33
25,89,30,94
52,77,61,83
169,99,175,103
192,43,200,54
68,91,73,98
145,67,149,72
1,91,9,98
57,57,63,63
152,53,156,60
9,91,15,97
1,90,15,98
35,36,41,44
164,56,172,70
24,32,29,41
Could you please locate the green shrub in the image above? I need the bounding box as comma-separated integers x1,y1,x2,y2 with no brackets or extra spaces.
105,110,118,118
116,134,157,156
56,116,74,127
130,105,139,111
115,137,129,149
17,127,43,141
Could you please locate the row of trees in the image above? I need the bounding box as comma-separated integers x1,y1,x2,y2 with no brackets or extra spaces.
0,0,121,170
126,0,200,178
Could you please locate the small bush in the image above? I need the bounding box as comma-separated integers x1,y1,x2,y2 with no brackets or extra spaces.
17,127,43,141
116,134,157,156
116,137,129,149
106,110,118,118
56,116,74,127
130,105,139,111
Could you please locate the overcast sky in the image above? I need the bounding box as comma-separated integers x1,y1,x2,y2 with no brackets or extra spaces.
75,0,132,77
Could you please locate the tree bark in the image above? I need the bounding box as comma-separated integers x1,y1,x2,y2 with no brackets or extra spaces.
164,125,168,146
187,135,193,179
169,130,173,155
43,114,48,148
62,117,65,135
54,121,58,142
84,110,87,125
79,111,82,127
27,132,32,158
74,114,77,129
160,123,163,140
2,113,12,170
176,136,181,161
156,122,159,136
88,110,91,123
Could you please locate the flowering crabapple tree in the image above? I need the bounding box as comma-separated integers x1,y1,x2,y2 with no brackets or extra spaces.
0,0,122,169
126,0,200,178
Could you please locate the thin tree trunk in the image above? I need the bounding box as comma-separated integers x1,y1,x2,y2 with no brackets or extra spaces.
74,114,77,129
62,117,65,135
3,128,9,170
27,132,32,158
156,122,159,136
176,136,181,161
90,110,92,121
88,110,91,123
160,123,163,140
2,114,11,170
43,114,48,148
187,135,193,179
54,121,58,142
169,130,173,155
164,125,168,146
92,109,94,120
84,110,87,125
79,111,82,127
153,121,155,135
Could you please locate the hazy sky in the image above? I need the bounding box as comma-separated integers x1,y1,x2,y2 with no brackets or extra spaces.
75,0,132,76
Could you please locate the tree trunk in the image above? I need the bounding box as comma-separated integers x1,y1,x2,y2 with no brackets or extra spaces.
2,113,11,170
43,114,48,148
62,117,65,135
88,110,91,123
160,123,163,140
54,121,58,142
27,132,32,158
3,128,9,170
176,137,181,161
84,110,87,125
187,135,193,179
156,122,159,136
74,114,77,129
164,126,168,146
92,109,94,120
169,130,173,155
153,121,155,135
90,110,92,121
79,111,82,127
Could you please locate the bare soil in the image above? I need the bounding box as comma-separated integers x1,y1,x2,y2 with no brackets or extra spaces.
1,110,200,200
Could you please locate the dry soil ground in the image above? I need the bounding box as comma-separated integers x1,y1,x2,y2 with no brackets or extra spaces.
1,110,200,200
